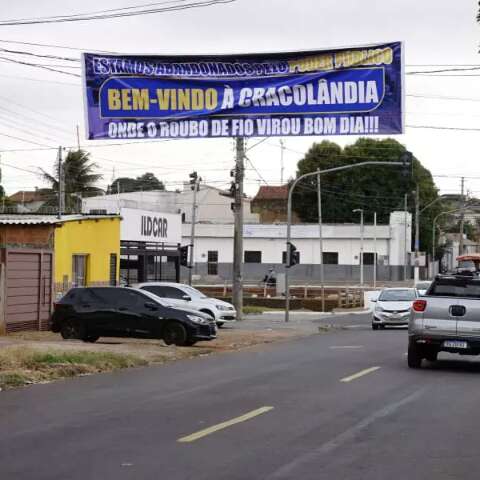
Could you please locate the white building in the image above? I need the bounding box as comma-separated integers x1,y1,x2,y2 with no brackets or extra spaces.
183,211,412,283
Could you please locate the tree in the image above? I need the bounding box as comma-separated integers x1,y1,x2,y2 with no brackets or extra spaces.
39,149,103,212
108,172,164,193
292,138,440,254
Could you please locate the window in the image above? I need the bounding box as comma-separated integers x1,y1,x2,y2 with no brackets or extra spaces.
322,252,338,265
72,255,88,287
245,251,262,263
207,250,218,275
363,253,376,265
143,286,185,300
109,254,117,286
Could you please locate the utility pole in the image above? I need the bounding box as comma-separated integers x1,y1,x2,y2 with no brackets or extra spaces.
373,211,377,289
414,185,420,283
404,193,408,282
459,176,465,256
317,171,325,311
188,172,201,285
57,146,64,220
233,137,245,320
280,139,285,185
353,209,364,286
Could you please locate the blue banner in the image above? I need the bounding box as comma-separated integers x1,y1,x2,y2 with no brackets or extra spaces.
82,42,403,139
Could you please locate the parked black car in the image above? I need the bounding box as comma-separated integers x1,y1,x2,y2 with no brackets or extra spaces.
51,287,216,346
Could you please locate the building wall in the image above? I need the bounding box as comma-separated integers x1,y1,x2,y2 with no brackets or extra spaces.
54,217,121,285
0,224,54,249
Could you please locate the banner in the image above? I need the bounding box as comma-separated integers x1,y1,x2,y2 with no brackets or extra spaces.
82,42,403,140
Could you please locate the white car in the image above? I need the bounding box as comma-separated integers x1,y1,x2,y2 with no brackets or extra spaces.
372,287,418,330
133,282,236,327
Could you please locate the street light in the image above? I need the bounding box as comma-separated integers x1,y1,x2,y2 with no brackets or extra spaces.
284,160,404,323
353,209,364,286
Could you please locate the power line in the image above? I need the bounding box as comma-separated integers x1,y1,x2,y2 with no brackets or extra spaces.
0,0,237,26
0,55,80,77
0,73,79,86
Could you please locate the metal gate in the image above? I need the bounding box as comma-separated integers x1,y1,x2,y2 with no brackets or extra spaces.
5,249,53,333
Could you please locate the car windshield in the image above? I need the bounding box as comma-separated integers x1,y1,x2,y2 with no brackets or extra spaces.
379,289,416,301
183,286,208,299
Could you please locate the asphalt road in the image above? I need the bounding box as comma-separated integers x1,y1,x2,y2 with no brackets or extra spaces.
2,313,480,480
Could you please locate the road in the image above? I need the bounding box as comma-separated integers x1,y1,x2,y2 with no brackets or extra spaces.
1,312,480,480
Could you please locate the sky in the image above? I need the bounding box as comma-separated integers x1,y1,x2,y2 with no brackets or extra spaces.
0,0,479,202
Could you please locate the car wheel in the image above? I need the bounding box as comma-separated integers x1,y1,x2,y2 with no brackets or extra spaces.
408,343,423,369
163,322,188,346
60,320,80,340
372,324,379,330
184,339,197,347
217,322,225,328
83,335,100,343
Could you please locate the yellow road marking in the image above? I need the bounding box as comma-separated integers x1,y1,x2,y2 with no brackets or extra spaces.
340,366,381,383
178,406,274,443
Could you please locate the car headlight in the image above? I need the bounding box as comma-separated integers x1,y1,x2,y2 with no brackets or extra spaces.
216,304,229,311
187,314,209,325
375,305,384,312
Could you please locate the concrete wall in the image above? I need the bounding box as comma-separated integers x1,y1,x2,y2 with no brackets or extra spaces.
184,263,411,284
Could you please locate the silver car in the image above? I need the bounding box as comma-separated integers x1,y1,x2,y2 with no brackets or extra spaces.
372,287,418,330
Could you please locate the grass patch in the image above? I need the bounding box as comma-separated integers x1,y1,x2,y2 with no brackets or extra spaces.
0,347,148,390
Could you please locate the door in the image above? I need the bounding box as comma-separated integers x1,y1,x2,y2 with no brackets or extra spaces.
5,249,53,333
75,288,115,336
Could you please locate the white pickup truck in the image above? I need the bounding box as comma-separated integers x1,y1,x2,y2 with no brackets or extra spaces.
408,274,480,368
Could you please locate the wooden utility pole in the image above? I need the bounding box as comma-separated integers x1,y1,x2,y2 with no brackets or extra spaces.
459,177,465,255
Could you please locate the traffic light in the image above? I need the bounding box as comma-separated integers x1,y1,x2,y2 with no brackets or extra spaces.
400,151,413,178
287,242,300,267
189,171,199,191
179,245,190,267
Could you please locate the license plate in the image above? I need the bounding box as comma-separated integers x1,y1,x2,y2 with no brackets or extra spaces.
443,340,468,349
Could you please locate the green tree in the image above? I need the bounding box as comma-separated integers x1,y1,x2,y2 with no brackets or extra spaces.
108,172,164,193
39,149,103,212
292,138,440,254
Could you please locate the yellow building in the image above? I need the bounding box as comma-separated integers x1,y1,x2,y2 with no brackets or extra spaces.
54,215,121,293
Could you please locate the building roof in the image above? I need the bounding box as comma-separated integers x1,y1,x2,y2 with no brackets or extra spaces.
0,214,120,225
253,185,289,201
8,190,47,203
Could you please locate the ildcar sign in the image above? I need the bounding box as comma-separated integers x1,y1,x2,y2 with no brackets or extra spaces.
82,42,404,139
120,208,182,244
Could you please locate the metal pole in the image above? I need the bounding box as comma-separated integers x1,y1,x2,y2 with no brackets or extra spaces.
280,139,285,185
414,185,420,283
233,137,245,320
404,193,408,282
76,125,81,150
188,178,199,285
360,210,364,286
57,146,63,220
373,211,377,288
317,171,325,312
285,160,403,323
459,176,465,255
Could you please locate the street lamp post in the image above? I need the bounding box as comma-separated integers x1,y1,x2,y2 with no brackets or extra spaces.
353,209,364,286
285,160,403,323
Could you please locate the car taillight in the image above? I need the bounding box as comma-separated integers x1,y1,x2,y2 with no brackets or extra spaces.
413,300,427,312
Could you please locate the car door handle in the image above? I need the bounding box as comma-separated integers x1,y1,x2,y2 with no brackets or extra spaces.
81,304,91,308
424,325,437,329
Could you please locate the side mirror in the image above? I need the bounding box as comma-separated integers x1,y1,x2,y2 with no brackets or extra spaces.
145,302,158,311
182,295,192,301
371,299,377,303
